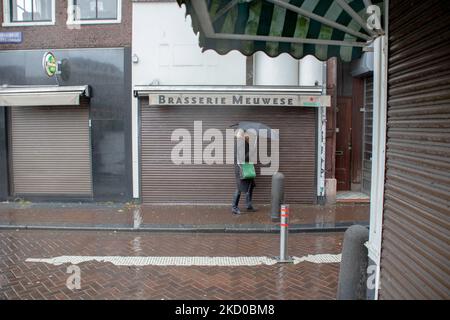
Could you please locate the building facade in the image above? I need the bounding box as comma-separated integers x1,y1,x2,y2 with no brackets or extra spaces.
1,0,334,206
0,0,133,202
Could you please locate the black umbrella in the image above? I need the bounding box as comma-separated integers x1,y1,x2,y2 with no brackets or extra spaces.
230,121,279,140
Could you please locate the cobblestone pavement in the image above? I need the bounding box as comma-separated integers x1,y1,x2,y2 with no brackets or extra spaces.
0,230,343,300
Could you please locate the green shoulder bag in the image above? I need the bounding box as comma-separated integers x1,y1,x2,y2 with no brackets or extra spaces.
240,163,256,179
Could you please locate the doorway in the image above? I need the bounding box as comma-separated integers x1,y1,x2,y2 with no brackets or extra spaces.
335,97,352,191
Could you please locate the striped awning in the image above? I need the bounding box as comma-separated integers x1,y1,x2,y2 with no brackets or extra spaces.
177,0,385,62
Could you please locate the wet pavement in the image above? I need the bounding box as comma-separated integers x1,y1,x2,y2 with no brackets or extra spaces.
0,202,369,231
0,229,343,299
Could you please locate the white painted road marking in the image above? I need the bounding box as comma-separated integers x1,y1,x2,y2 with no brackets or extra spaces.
294,254,342,264
26,254,341,266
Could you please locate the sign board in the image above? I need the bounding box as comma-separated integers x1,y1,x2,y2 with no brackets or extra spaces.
0,32,22,44
148,93,330,107
42,52,59,77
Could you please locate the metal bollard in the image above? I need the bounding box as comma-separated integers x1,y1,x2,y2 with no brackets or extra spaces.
271,172,285,221
277,204,293,263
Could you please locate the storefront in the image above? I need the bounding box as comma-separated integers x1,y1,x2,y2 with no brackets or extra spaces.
0,48,133,202
134,85,330,205
0,85,93,199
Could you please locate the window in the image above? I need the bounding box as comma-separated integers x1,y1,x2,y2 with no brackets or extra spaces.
68,0,121,24
2,0,55,26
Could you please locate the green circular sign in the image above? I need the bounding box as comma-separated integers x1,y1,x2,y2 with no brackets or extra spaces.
43,52,57,77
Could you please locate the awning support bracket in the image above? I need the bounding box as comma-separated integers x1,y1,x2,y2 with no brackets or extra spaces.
334,0,378,36
211,0,239,23
191,0,369,48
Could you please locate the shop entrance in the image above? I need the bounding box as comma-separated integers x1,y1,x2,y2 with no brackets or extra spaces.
139,103,317,205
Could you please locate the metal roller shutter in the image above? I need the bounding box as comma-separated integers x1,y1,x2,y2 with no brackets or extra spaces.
140,102,316,204
10,105,93,197
362,76,373,194
379,0,450,299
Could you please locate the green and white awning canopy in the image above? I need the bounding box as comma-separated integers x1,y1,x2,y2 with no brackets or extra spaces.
177,0,385,62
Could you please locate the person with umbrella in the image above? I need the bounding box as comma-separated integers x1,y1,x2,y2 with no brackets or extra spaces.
232,128,257,215
231,122,279,215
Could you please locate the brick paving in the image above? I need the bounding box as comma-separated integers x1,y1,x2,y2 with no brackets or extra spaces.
0,202,369,229
0,230,343,300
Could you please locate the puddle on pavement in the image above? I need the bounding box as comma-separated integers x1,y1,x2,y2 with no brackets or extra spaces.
0,202,369,229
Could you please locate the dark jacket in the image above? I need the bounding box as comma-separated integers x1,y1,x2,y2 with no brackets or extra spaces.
234,139,255,192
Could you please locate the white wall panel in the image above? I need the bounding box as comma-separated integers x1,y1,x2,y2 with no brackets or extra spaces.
132,3,246,86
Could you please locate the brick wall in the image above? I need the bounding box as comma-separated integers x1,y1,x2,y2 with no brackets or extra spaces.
0,0,132,50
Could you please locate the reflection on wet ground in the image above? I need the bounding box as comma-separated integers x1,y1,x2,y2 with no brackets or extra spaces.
0,202,369,231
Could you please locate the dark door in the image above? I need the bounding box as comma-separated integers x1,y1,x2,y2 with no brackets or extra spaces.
335,97,352,191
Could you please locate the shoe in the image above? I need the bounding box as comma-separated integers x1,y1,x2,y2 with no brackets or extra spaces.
232,191,241,215
245,190,256,212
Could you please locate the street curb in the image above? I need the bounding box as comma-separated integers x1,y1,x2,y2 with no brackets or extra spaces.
0,222,368,233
